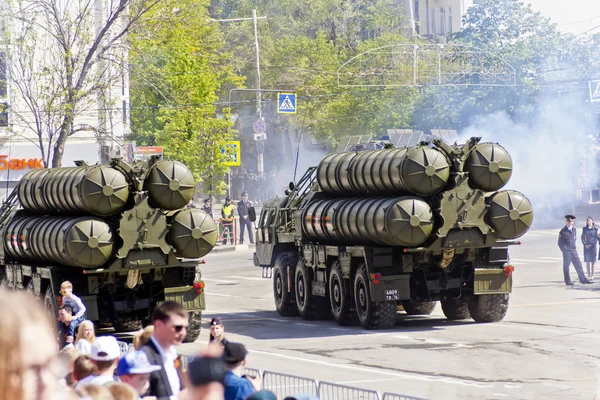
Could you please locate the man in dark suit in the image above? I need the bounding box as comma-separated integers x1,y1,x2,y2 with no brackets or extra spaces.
237,192,254,244
141,301,189,400
558,214,592,286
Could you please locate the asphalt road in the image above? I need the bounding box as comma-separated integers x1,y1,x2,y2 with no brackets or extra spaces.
180,226,600,400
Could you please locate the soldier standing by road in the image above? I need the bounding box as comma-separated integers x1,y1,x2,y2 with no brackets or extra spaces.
237,192,254,245
558,215,592,286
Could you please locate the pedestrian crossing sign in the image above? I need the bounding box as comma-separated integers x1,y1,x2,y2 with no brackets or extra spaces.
277,92,297,114
218,141,241,167
589,80,600,102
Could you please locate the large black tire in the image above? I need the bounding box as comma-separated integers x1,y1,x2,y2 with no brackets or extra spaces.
114,320,144,332
441,299,471,320
354,264,396,329
183,311,202,343
469,294,509,323
273,253,298,317
402,300,437,315
294,260,330,320
329,262,356,326
45,287,58,317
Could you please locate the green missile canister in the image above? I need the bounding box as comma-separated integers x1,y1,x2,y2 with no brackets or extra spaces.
145,160,195,210
465,142,513,191
17,165,129,216
5,215,114,268
302,196,434,247
317,146,450,196
169,208,218,258
486,190,533,239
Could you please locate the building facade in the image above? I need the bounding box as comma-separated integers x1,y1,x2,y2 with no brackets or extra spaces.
0,0,130,198
399,0,472,36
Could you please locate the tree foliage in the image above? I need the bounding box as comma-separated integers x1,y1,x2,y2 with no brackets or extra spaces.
128,0,243,193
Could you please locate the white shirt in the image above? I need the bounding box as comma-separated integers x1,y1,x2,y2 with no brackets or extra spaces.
150,336,180,400
75,373,116,389
75,339,92,356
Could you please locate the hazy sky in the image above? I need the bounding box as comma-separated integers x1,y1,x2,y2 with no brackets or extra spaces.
463,0,600,36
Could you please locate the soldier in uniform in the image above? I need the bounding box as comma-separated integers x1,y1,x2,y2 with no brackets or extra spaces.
558,215,592,286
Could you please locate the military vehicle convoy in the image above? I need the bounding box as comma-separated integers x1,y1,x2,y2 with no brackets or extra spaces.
255,137,533,329
0,157,217,341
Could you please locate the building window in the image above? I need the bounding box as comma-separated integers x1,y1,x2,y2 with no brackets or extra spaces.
0,52,7,128
430,8,435,35
440,7,446,34
448,7,453,34
414,0,420,34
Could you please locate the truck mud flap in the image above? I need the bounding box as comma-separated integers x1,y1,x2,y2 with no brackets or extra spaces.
473,268,512,294
369,275,411,302
165,286,205,310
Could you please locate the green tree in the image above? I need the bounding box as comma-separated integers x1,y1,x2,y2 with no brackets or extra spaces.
129,0,243,193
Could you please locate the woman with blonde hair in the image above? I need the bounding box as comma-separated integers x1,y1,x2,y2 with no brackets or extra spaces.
75,320,96,355
0,288,62,400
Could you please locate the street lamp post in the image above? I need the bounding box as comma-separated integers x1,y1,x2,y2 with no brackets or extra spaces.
211,10,266,175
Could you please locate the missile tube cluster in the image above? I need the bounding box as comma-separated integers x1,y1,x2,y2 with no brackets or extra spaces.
305,142,533,247
8,160,217,268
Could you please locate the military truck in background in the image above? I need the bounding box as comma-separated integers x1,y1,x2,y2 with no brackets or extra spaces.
255,137,533,329
0,157,218,341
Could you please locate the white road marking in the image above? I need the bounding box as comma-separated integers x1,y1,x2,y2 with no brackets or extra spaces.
202,278,238,284
224,275,267,281
249,349,496,388
294,323,319,327
204,292,272,301
510,258,556,263
328,327,351,331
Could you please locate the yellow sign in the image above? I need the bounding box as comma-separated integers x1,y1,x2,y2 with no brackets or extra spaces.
218,141,241,167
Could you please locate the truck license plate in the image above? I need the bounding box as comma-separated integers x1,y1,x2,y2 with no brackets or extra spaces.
385,289,399,300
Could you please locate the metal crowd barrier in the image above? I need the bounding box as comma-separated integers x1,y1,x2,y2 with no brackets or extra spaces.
262,370,319,398
216,218,238,246
318,381,380,400
117,341,129,357
178,355,427,399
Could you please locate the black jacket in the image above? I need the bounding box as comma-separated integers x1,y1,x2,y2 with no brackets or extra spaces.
237,200,252,218
581,225,598,247
558,226,578,252
141,339,176,400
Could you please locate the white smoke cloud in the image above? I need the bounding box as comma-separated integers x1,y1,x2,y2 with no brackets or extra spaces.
459,93,598,227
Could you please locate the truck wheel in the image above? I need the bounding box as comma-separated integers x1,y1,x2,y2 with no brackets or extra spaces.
354,265,396,329
183,311,202,343
295,260,330,320
329,262,356,325
469,294,509,323
273,253,298,317
402,300,437,315
441,299,471,320
114,320,143,332
44,287,58,317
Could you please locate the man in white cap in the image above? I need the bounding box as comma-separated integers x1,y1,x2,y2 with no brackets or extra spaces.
558,214,592,286
75,335,121,388
116,350,161,398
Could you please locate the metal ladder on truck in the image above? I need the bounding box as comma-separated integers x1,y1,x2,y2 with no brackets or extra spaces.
0,189,20,262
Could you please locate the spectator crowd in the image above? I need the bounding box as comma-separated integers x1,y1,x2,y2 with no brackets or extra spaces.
0,287,314,400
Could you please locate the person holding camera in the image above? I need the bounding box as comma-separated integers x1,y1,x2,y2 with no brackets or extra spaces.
222,342,261,400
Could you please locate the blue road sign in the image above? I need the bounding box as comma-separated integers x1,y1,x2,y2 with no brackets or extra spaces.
277,92,297,114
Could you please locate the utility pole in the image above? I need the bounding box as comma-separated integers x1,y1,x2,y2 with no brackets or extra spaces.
211,10,266,175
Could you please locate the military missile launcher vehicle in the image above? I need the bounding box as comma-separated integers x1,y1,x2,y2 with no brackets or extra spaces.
0,157,217,341
255,137,533,329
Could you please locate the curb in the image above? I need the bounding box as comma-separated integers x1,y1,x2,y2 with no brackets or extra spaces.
211,244,255,253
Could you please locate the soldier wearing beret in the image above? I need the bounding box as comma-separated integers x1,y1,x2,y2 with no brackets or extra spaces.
558,215,592,286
